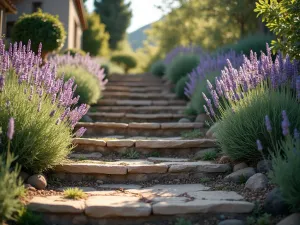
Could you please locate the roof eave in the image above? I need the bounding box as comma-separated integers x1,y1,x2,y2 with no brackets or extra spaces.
75,0,87,30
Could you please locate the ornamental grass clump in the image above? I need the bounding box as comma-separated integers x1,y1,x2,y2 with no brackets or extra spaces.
215,85,300,162
0,40,89,173
166,54,200,84
57,65,101,105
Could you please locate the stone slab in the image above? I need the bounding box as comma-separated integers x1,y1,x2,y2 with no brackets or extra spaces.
128,123,160,129
98,184,142,190
116,100,152,106
165,161,231,173
161,123,202,129
73,138,106,146
147,157,189,163
152,198,254,215
106,140,135,147
54,163,127,175
28,196,85,213
125,114,172,119
85,196,151,217
94,122,128,129
128,165,168,174
69,152,103,159
135,139,216,148
89,112,126,118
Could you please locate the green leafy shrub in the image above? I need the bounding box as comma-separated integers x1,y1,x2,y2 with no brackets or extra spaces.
150,60,166,77
17,207,43,225
0,151,24,223
63,49,86,57
12,10,66,56
175,76,189,99
218,33,274,57
189,71,219,114
216,85,300,162
63,188,87,200
58,65,101,105
1,75,73,173
111,54,137,74
166,54,199,84
255,0,300,59
202,151,218,161
270,136,300,211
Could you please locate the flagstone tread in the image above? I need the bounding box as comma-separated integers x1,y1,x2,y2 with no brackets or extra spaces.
102,92,177,99
28,196,85,213
27,184,254,217
85,196,152,218
76,122,204,129
72,137,216,148
97,100,186,106
54,160,230,174
92,106,186,113
135,139,216,148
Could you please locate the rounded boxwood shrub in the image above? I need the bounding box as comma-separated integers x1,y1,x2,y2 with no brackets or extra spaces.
175,76,189,99
111,54,137,74
150,60,166,77
216,85,300,162
63,48,86,57
190,71,219,114
12,10,66,56
58,65,101,105
166,54,200,84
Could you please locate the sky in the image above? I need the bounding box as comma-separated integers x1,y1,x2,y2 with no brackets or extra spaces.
85,0,165,33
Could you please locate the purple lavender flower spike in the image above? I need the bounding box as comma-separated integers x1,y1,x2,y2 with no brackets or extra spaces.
75,127,87,138
0,75,5,92
256,139,263,151
49,110,56,117
281,110,290,136
296,77,300,101
7,118,14,140
265,115,272,132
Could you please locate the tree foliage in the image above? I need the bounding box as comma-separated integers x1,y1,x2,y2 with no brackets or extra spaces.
147,0,261,55
82,13,110,56
94,0,132,50
111,54,137,74
255,0,300,59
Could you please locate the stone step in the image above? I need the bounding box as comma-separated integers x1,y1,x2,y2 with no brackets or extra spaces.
52,159,230,182
102,92,177,100
97,99,186,107
108,75,160,82
106,82,165,87
71,137,215,157
75,122,204,137
27,184,254,224
105,86,164,93
91,105,186,114
87,112,190,123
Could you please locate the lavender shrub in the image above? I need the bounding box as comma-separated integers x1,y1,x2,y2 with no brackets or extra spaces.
0,39,89,173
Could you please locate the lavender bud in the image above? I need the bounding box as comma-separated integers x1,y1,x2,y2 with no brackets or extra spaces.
7,117,14,140
37,101,42,112
75,127,87,138
256,139,263,151
281,110,290,136
265,115,272,132
294,128,300,140
49,110,56,117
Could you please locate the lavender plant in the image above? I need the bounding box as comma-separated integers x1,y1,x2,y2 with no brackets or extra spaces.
259,111,300,211
0,118,25,224
203,44,299,117
164,46,204,65
0,40,89,173
215,84,300,161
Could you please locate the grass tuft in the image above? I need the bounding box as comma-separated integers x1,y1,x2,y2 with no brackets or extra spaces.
63,188,87,200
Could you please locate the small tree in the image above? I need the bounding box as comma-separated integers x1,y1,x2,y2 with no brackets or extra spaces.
83,13,110,56
12,10,66,59
111,54,137,74
255,0,300,59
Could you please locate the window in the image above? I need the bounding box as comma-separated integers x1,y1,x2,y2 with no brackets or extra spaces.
6,21,15,38
32,2,42,12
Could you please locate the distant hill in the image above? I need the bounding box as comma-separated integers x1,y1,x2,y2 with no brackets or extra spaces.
128,23,153,51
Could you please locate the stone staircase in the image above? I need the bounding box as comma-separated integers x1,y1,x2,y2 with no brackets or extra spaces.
27,74,254,225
